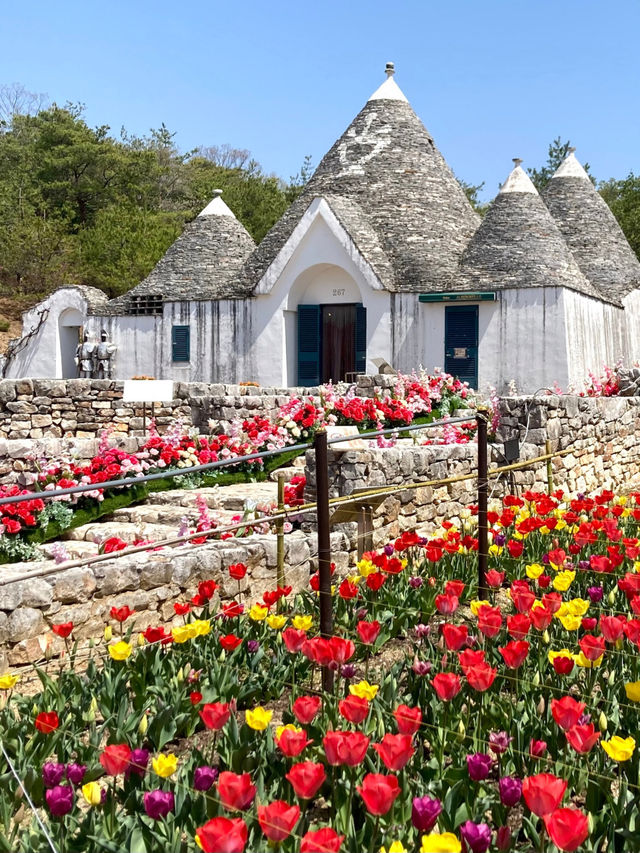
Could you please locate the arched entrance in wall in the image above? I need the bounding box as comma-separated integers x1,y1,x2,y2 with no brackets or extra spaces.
287,264,366,386
58,308,84,378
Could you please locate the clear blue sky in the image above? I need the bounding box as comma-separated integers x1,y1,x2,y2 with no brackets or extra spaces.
2,0,639,201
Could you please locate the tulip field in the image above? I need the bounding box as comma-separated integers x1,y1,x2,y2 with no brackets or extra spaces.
2,487,640,852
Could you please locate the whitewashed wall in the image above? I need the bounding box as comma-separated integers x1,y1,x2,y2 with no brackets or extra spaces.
623,290,640,365
563,290,628,386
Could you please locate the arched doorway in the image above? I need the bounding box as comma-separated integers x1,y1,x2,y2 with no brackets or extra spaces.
288,265,367,386
58,309,84,378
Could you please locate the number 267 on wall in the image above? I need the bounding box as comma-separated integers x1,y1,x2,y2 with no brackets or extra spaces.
332,289,346,297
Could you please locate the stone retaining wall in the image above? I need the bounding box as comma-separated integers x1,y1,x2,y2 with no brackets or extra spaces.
0,528,355,669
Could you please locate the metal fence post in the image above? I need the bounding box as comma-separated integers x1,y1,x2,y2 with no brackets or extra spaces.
314,428,334,692
476,410,489,600
545,439,554,496
276,472,286,606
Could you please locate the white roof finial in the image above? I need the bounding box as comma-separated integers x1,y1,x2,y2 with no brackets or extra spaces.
552,148,591,181
368,61,408,103
499,158,538,195
198,189,236,218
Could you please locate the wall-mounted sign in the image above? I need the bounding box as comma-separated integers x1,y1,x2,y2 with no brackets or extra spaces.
418,292,497,303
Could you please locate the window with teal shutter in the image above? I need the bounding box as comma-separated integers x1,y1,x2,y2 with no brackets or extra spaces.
297,305,320,386
172,325,190,362
355,304,367,374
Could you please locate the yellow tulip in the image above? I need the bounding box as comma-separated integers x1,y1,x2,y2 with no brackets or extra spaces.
548,649,575,665
526,563,544,580
381,843,408,853
540,526,551,536
602,735,636,762
558,614,582,632
152,753,178,777
276,724,301,740
634,561,640,574
104,625,113,642
191,619,211,636
249,604,268,621
357,558,376,577
245,707,273,731
624,681,640,702
488,544,503,556
172,624,196,643
469,599,491,616
195,834,204,851
82,781,102,806
267,615,287,630
108,641,133,661
574,652,603,668
553,571,575,592
420,832,462,852
0,673,20,690
567,598,589,616
349,680,378,701
554,602,569,618
292,615,313,631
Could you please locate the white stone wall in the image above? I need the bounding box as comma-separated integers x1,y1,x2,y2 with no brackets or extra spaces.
563,290,628,386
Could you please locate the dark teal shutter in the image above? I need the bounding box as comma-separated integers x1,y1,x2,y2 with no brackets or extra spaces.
297,305,320,386
172,325,190,362
444,306,478,387
355,304,367,374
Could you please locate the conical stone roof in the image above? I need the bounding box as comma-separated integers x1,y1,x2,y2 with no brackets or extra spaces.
101,192,255,313
542,151,640,301
452,160,609,302
239,65,480,293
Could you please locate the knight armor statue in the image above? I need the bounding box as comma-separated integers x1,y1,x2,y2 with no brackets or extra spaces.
95,330,117,379
75,333,95,378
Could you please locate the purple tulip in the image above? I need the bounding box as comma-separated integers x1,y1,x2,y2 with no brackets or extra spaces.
383,544,395,556
340,663,357,679
247,640,259,654
498,776,522,807
126,748,150,777
409,576,423,589
460,821,492,853
489,731,513,754
194,765,218,791
494,533,506,547
579,560,590,572
66,763,87,785
588,586,604,603
466,752,493,781
411,795,442,832
577,713,592,726
415,623,431,639
143,789,174,820
42,762,66,788
45,785,74,817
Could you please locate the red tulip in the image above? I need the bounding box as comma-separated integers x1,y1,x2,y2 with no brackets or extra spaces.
110,605,135,622
511,585,535,613
220,634,242,652
544,808,589,852
300,827,344,852
357,773,400,815
286,761,326,799
499,640,530,669
366,572,386,591
432,672,461,701
445,580,465,598
542,592,563,614
477,605,502,638
283,628,307,653
34,711,59,734
323,731,369,766
566,724,601,754
507,539,524,558
276,727,313,757
507,613,531,639
292,695,322,725
257,800,300,842
217,771,256,812
394,704,422,735
190,691,203,705
465,662,497,692
551,697,585,732
198,580,218,601
357,620,381,645
222,601,244,619
338,695,369,724
435,593,458,614
551,654,575,676
200,702,231,730
522,773,567,816
530,605,553,631
143,625,173,645
485,569,505,588
174,602,190,616
329,637,355,663
372,733,414,771
51,622,73,638
442,623,468,651
228,563,247,580
458,649,486,670
196,817,248,853
529,739,548,759
99,743,131,776
600,614,626,643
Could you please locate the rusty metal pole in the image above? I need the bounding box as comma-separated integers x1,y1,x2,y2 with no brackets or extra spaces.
314,428,334,692
545,439,554,496
476,410,489,600
276,472,286,607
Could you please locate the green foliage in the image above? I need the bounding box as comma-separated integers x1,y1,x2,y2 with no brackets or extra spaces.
0,94,311,299
457,176,488,215
599,172,640,261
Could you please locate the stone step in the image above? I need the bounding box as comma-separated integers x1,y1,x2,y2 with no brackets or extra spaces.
107,504,241,527
63,520,178,544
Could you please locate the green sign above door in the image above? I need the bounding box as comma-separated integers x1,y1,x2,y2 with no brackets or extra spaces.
418,292,496,303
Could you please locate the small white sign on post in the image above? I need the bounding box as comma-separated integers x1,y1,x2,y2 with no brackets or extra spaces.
122,380,175,403
325,425,368,451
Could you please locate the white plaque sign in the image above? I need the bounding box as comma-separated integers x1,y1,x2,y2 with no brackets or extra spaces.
122,380,175,403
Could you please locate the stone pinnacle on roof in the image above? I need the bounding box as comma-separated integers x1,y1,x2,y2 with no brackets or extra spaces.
542,149,640,300
453,159,608,302
368,60,409,103
238,64,480,294
198,189,236,218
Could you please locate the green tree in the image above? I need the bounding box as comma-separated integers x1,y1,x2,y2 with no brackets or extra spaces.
599,173,640,260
